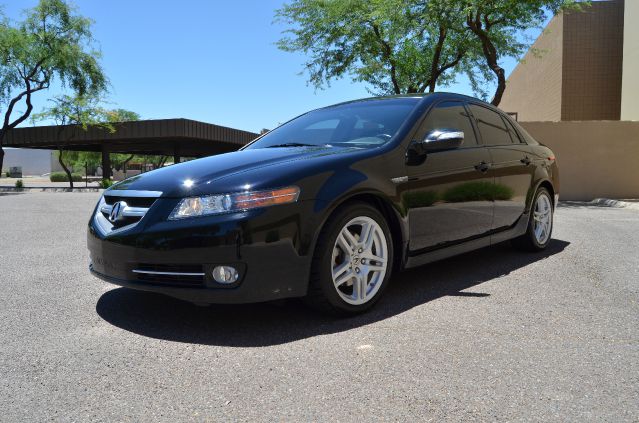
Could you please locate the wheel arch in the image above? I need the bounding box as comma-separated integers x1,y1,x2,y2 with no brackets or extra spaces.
528,179,556,213
310,191,407,273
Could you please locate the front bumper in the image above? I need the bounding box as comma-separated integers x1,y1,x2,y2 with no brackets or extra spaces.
87,198,316,304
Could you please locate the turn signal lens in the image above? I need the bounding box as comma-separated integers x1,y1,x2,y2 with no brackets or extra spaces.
169,186,300,219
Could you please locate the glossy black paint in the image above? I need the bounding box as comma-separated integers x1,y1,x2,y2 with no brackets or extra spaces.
88,93,559,304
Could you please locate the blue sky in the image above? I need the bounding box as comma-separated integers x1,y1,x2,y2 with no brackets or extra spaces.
4,0,541,133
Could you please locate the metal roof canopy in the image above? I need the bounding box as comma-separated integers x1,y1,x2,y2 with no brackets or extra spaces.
4,118,258,157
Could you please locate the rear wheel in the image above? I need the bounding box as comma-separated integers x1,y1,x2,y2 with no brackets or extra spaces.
512,187,554,251
306,203,393,315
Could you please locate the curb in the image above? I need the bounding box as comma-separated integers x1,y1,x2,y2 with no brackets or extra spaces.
590,198,639,210
0,187,103,193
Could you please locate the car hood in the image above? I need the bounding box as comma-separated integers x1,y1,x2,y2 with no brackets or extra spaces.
107,146,364,198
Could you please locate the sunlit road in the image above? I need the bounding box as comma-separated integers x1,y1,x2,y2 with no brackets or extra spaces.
1,192,637,421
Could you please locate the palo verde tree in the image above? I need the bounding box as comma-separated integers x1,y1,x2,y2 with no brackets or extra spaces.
460,0,584,106
277,0,584,103
32,94,139,188
275,0,473,95
0,0,107,173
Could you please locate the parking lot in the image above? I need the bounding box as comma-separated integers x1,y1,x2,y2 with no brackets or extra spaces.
0,191,637,421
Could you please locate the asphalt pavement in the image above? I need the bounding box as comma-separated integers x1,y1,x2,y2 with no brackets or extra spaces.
0,192,637,421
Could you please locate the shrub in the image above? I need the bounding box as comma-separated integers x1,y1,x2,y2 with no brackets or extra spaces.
442,181,514,203
99,178,114,188
15,179,24,190
4,171,9,178
50,172,83,182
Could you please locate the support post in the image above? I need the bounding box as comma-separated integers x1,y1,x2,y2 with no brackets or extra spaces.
101,146,111,180
173,145,180,165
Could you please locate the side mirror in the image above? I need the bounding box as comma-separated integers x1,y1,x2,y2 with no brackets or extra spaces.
406,129,465,165
420,129,464,152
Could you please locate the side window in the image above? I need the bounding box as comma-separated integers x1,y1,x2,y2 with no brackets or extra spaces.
503,117,524,143
468,104,513,146
418,101,478,147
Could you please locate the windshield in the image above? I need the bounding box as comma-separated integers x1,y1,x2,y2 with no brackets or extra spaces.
246,98,420,149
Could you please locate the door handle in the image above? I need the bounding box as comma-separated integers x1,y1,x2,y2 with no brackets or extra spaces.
520,156,532,166
475,161,490,173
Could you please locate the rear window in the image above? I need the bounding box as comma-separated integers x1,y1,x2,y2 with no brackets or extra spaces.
468,104,513,146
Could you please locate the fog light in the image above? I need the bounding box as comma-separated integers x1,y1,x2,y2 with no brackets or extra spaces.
212,266,239,284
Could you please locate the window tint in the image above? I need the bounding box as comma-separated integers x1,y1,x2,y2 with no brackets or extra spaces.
306,119,340,130
468,104,513,146
503,117,524,143
419,101,477,147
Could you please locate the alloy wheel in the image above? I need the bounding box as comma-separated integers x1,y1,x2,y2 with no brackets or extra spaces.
331,216,388,305
533,192,552,244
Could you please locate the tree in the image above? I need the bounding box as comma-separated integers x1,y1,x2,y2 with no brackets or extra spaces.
102,108,141,175
461,0,584,106
32,94,139,188
0,0,107,173
31,94,103,188
277,0,585,104
276,0,472,95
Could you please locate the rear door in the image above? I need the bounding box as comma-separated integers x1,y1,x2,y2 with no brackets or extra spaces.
467,104,535,230
403,101,494,253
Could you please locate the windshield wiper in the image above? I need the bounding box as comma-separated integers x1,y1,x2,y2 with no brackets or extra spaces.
265,142,322,148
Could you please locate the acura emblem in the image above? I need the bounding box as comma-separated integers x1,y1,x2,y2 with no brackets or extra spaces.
109,201,128,223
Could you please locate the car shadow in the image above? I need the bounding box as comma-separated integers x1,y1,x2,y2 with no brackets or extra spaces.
96,239,570,347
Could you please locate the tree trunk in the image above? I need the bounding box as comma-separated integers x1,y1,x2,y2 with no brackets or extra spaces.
122,154,135,176
58,149,74,190
0,146,4,176
467,14,507,106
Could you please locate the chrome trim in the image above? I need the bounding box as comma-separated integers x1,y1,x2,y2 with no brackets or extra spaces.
132,269,205,276
391,176,408,184
103,190,162,198
93,195,153,235
100,204,149,218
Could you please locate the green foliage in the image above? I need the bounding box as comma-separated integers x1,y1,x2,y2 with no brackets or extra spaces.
276,0,585,100
401,182,514,210
403,190,439,208
99,178,113,188
442,181,513,203
31,94,141,179
50,171,83,182
0,0,108,135
14,179,23,189
276,0,473,95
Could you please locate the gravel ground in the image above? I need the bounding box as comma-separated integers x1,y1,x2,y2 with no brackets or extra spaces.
0,192,637,422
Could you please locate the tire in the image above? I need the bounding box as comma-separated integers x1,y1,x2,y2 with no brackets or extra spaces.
512,187,554,252
305,202,393,315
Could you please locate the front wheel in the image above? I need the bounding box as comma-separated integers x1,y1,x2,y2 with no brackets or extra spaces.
512,187,554,251
306,203,393,315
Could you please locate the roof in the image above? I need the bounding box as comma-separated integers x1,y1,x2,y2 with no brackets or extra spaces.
4,118,258,157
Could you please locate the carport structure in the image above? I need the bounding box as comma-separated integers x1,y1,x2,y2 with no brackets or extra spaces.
3,119,258,179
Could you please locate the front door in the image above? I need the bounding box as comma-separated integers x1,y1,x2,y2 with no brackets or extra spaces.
402,101,494,253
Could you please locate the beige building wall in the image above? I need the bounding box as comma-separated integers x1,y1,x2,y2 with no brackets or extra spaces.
561,0,625,121
621,0,639,120
521,121,639,200
500,0,626,122
499,15,564,121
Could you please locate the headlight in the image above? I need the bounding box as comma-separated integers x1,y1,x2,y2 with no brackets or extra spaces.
168,186,300,220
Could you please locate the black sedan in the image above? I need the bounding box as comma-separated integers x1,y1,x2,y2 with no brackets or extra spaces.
88,93,559,315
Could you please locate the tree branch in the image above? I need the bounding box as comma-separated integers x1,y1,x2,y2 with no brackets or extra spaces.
370,23,401,94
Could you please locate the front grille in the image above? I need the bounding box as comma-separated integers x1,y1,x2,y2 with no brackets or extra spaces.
103,195,157,208
95,190,162,234
132,264,205,287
